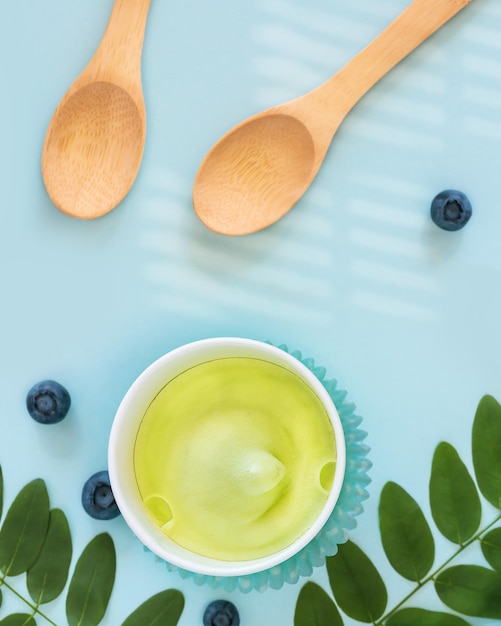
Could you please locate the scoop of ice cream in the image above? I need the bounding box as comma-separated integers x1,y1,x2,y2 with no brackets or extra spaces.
234,450,286,495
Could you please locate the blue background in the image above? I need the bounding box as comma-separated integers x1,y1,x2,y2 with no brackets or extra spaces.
1,0,500,624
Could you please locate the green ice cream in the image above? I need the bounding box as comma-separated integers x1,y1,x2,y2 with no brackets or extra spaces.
133,357,337,561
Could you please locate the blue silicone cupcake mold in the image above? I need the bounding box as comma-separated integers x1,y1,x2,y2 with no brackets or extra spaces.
147,343,372,592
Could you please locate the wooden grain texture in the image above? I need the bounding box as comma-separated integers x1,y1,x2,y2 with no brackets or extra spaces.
42,0,152,219
193,0,474,236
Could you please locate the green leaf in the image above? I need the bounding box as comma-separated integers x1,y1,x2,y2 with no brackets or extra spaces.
435,564,501,618
0,479,50,576
0,615,36,626
429,442,481,544
27,508,72,604
472,395,501,509
326,540,387,622
294,582,343,626
481,527,501,573
66,533,116,626
379,481,434,581
121,589,184,626
386,607,470,626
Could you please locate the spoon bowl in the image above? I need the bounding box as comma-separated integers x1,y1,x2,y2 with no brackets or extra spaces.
193,0,474,236
42,0,151,219
194,114,316,234
43,82,143,218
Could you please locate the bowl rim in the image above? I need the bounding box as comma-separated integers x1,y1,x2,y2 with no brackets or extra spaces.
108,337,346,577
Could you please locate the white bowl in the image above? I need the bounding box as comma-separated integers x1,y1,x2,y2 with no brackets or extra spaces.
108,337,346,577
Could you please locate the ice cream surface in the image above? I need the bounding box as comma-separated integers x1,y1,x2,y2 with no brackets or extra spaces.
133,356,337,561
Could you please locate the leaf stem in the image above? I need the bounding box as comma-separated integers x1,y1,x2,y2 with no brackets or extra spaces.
0,578,59,626
376,512,501,624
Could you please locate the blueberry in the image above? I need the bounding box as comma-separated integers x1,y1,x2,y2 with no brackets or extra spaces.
203,600,240,626
26,380,71,424
82,471,120,520
430,189,472,231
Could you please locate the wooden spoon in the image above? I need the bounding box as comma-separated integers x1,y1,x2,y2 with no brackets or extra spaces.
42,0,152,219
193,0,474,235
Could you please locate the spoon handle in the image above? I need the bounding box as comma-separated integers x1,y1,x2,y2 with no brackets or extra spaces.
84,0,152,101
320,0,473,121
